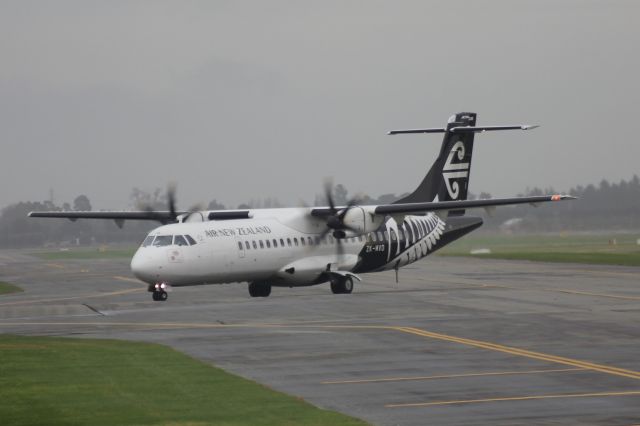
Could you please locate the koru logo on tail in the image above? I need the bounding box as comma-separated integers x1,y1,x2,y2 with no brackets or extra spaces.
442,141,469,199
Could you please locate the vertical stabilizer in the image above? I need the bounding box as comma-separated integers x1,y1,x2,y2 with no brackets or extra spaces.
394,112,477,215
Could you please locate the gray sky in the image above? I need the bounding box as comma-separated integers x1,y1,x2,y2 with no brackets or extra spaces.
1,1,638,210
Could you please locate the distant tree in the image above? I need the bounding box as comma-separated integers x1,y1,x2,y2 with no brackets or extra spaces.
237,203,251,209
207,199,225,210
333,184,348,205
73,195,92,211
130,187,167,210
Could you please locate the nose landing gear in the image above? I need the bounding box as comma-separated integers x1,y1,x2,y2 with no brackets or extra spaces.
150,283,170,302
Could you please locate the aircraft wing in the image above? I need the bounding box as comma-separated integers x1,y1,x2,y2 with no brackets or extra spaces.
28,211,187,225
311,195,575,217
374,195,574,215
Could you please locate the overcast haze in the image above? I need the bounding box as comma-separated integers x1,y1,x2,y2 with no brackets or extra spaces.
1,1,638,210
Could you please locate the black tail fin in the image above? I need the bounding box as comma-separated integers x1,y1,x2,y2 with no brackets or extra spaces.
394,112,477,213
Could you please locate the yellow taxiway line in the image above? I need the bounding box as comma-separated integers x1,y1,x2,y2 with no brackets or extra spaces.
0,320,638,381
385,390,640,408
397,326,640,381
321,368,584,385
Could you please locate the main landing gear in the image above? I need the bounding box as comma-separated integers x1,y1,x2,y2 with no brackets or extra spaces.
248,282,271,297
150,283,169,302
330,275,353,294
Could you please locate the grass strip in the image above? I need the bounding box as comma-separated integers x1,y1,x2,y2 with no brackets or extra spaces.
0,335,368,426
438,233,640,266
31,248,136,260
0,281,22,295
442,251,640,267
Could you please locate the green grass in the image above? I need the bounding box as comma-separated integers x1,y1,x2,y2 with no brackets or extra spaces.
438,233,640,267
0,281,22,295
0,335,368,426
31,247,136,260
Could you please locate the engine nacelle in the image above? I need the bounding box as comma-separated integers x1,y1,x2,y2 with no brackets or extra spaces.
340,206,385,236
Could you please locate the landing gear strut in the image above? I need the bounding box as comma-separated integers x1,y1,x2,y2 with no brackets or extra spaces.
248,282,271,297
330,276,354,294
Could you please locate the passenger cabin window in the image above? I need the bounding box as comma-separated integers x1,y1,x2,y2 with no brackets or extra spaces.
153,235,173,247
370,233,377,242
287,238,292,247
252,241,258,249
294,238,299,247
301,237,306,246
308,236,313,246
280,238,285,246
142,236,155,247
266,240,271,248
377,232,383,241
174,235,188,246
245,241,250,250
273,239,278,248
238,242,243,250
185,235,197,245
259,240,264,249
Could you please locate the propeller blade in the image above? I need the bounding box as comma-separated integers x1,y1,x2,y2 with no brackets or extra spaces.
167,183,178,222
323,179,336,213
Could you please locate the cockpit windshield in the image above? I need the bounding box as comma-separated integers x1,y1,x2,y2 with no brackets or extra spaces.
173,235,188,246
152,235,173,247
141,236,155,247
142,234,197,247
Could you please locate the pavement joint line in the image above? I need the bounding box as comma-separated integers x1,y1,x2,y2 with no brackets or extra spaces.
549,288,640,301
113,276,147,286
1,320,639,381
44,263,65,269
321,368,586,385
0,288,144,307
398,327,640,380
385,390,640,408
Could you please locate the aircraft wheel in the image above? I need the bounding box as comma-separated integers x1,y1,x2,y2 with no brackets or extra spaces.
159,291,168,301
343,276,354,294
152,291,159,301
331,276,353,294
261,283,271,297
249,282,271,297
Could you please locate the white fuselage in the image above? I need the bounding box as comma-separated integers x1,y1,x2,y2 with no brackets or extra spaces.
130,207,449,288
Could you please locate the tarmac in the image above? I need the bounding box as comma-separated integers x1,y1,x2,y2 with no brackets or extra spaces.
1,248,639,425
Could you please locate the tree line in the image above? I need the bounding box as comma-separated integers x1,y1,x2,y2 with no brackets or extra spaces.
1,176,638,248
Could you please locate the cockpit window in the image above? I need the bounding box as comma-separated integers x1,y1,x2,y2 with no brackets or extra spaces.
174,235,188,246
152,235,173,247
185,235,197,245
142,236,155,247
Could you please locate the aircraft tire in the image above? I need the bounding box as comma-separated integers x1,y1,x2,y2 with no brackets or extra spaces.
159,291,168,301
248,282,260,297
331,276,353,294
261,283,271,297
249,282,271,297
343,276,354,294
152,291,159,301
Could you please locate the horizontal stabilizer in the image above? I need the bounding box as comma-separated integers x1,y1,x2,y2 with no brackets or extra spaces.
374,195,575,215
388,125,538,135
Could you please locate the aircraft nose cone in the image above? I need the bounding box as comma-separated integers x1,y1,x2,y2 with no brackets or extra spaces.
130,249,157,284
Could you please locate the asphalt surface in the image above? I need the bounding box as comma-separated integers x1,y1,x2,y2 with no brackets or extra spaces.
1,248,639,425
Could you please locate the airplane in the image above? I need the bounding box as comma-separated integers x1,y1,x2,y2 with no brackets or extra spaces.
29,112,574,301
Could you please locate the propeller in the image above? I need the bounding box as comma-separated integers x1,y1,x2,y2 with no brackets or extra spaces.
317,180,361,258
141,184,201,224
